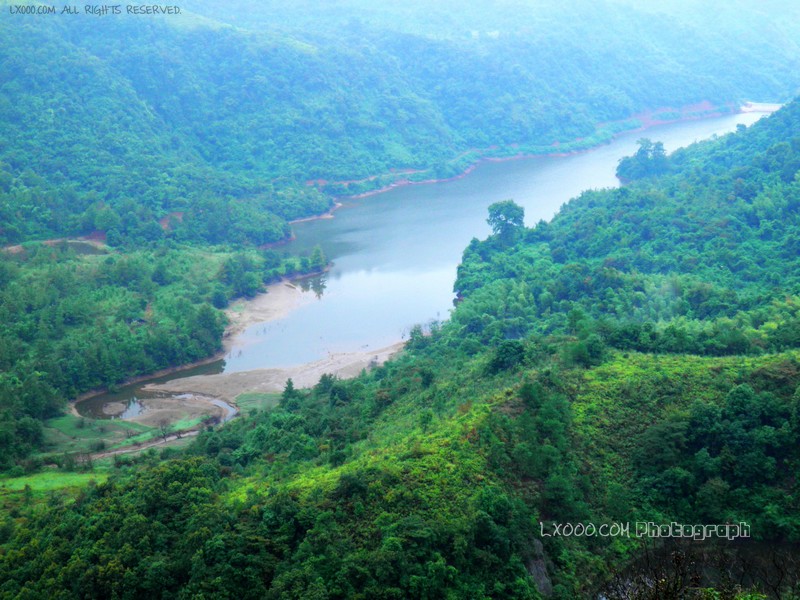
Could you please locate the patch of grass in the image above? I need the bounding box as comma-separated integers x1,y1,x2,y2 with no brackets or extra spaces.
0,470,109,493
107,429,162,450
171,417,204,431
41,414,153,456
235,391,281,412
104,417,201,451
228,301,247,313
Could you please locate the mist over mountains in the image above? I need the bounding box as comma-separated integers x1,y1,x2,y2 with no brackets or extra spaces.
1,0,798,245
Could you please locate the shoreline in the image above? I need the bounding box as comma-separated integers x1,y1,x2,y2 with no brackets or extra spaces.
71,279,313,412
70,101,777,417
144,341,406,402
288,201,343,224
298,101,775,209
138,107,718,394
222,280,312,351
340,108,738,199
73,276,400,414
70,353,226,412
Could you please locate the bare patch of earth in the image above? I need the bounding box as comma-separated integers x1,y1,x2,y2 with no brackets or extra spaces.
102,402,127,416
146,342,405,402
123,394,225,427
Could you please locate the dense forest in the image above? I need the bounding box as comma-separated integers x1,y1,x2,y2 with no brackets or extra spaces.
1,0,799,452
2,0,799,245
0,242,327,465
2,0,800,597
3,76,800,600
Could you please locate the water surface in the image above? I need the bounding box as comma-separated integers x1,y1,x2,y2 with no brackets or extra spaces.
223,112,765,371
79,111,768,416
76,361,225,419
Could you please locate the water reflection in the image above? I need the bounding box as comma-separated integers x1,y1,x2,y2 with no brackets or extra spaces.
118,398,146,419
297,273,328,298
75,361,226,420
210,398,239,422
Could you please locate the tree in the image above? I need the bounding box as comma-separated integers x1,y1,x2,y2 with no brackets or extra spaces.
281,378,301,410
310,246,327,271
616,138,669,180
158,418,172,442
488,340,525,373
486,200,525,243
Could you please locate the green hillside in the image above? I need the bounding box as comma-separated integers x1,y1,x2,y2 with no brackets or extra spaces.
2,0,798,464
2,1,800,595
2,91,799,599
2,0,799,246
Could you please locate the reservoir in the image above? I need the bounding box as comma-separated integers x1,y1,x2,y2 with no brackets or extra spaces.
222,111,766,371
76,110,766,418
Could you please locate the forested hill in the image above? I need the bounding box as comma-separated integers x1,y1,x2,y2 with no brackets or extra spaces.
2,100,800,597
2,0,800,246
455,99,800,355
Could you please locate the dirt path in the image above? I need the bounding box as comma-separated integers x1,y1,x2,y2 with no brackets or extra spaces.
90,429,200,461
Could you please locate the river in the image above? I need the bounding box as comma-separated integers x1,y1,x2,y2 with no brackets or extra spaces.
77,110,767,419
222,111,766,371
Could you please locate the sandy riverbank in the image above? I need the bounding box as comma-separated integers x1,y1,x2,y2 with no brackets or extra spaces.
222,281,313,352
145,341,404,402
142,280,404,402
72,279,313,413
74,279,399,431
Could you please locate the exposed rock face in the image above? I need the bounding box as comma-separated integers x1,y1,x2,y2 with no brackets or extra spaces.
527,538,553,597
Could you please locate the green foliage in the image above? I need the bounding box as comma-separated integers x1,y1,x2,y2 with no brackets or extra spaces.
3,5,800,598
487,340,526,373
487,200,525,244
453,99,800,361
616,138,669,181
0,241,325,466
41,414,150,458
2,1,799,247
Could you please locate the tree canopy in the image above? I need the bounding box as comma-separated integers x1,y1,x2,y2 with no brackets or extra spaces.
487,199,525,241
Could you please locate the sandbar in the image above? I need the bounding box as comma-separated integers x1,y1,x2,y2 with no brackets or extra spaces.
145,341,405,402
124,394,225,427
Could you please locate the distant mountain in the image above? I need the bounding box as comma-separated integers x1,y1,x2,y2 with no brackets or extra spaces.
1,0,798,245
